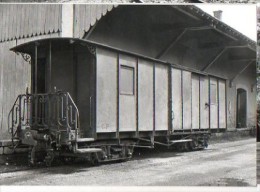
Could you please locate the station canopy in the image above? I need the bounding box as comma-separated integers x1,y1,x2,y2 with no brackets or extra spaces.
11,5,256,80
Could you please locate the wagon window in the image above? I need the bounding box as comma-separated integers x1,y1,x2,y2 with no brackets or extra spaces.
120,65,135,95
210,84,217,105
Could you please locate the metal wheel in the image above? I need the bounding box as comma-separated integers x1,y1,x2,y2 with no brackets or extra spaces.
90,153,99,166
45,150,55,167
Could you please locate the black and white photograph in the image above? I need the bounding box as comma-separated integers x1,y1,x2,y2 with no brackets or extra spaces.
0,2,258,192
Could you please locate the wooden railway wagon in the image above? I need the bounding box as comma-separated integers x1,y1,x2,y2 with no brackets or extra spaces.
8,37,227,165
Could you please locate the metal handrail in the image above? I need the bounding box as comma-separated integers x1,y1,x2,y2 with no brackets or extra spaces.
8,95,20,140
8,92,80,142
67,93,80,141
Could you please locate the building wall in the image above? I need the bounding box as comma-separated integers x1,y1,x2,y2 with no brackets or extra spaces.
73,4,116,38
0,4,61,42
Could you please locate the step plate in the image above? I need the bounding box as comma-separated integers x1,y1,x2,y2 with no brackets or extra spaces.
76,138,95,143
75,148,102,154
170,139,192,143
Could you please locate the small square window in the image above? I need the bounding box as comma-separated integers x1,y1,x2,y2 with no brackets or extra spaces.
210,84,217,104
120,65,134,95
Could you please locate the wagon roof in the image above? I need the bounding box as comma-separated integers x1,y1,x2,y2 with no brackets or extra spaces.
10,36,255,80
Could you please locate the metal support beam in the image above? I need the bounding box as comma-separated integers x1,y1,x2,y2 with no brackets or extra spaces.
201,45,251,71
229,58,254,63
34,43,38,94
214,27,238,41
171,6,201,21
156,26,212,59
229,60,255,86
83,22,98,40
49,41,52,93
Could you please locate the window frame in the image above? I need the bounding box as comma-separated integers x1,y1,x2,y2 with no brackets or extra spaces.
119,65,135,96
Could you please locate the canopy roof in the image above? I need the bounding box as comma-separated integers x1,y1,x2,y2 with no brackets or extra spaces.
11,5,256,80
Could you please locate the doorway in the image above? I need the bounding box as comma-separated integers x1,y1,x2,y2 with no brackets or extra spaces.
236,88,247,128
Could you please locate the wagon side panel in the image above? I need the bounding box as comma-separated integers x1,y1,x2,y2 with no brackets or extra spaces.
171,68,182,130
182,71,192,129
200,76,209,129
138,59,153,132
210,77,218,129
155,64,168,131
218,79,226,129
96,48,117,133
192,74,200,129
119,54,137,132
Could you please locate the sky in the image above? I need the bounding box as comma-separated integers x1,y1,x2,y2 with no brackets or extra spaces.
197,4,256,41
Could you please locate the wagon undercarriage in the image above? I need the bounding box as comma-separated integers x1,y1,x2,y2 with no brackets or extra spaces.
8,91,210,166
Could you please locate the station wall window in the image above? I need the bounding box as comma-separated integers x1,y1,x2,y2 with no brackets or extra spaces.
210,83,217,104
120,65,135,95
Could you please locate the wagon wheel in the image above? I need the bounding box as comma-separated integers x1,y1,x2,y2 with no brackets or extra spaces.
177,143,185,152
45,151,55,167
90,153,99,166
183,142,190,152
187,141,195,151
60,156,75,165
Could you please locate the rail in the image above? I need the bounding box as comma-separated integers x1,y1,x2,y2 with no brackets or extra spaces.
8,92,80,142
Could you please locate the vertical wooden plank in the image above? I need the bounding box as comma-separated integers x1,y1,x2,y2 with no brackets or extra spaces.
45,4,51,34
41,5,47,34
102,4,108,16
28,5,33,37
182,71,192,129
51,5,55,33
44,5,49,34
2,5,7,41
16,4,24,39
0,43,4,135
82,5,88,38
200,76,209,129
210,77,218,128
218,80,226,128
53,4,59,33
171,68,182,130
138,59,153,131
7,5,13,40
73,5,79,38
192,74,200,129
12,5,18,40
0,6,4,41
84,5,91,35
96,4,102,21
32,5,37,36
58,4,62,33
90,4,97,26
24,5,29,38
77,5,83,38
155,64,168,131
